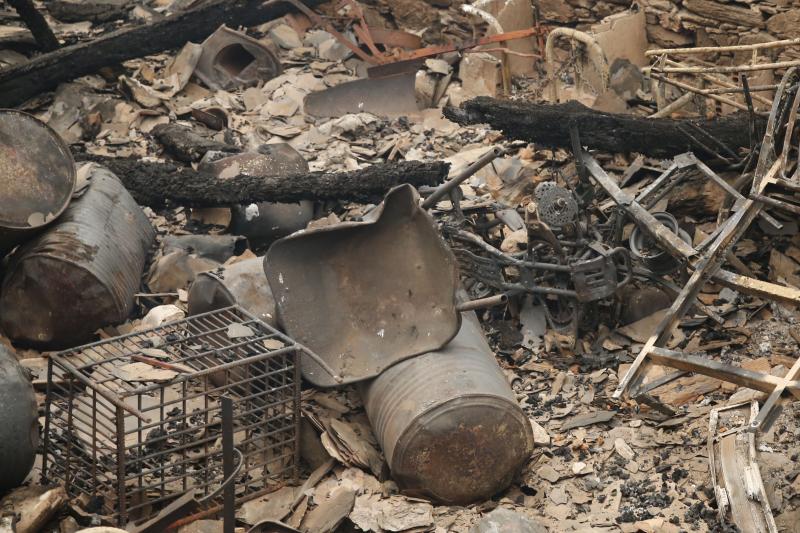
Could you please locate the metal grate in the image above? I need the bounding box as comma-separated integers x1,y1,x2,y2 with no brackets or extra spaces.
42,306,301,525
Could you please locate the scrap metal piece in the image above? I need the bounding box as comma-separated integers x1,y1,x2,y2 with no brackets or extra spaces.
629,212,691,275
0,110,76,256
195,25,282,91
0,165,155,349
536,185,578,229
360,311,534,505
304,72,422,118
265,184,461,387
709,402,778,533
0,344,38,491
571,244,631,303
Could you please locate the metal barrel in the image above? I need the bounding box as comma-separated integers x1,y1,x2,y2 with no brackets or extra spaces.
0,344,38,490
360,312,534,505
200,144,314,247
187,256,278,327
0,166,155,349
0,109,76,256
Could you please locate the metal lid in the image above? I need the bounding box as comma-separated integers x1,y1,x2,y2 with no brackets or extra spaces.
0,110,75,229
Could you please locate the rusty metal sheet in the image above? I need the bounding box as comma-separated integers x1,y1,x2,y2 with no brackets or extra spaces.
264,184,461,387
304,72,421,118
0,165,155,349
360,311,534,505
0,109,76,255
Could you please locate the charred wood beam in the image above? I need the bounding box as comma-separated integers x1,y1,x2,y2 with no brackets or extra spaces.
444,97,767,160
73,156,450,207
7,0,59,51
0,0,327,108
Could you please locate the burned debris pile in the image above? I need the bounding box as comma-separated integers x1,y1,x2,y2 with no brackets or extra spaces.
1,0,800,532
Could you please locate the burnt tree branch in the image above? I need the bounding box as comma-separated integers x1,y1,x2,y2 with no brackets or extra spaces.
444,97,767,160
0,0,327,107
74,156,450,207
7,0,59,51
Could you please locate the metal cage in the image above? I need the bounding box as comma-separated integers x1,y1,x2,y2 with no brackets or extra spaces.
42,306,301,525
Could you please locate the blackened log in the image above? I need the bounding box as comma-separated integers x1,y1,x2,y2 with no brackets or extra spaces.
74,156,450,207
7,0,59,51
0,0,327,108
444,97,767,160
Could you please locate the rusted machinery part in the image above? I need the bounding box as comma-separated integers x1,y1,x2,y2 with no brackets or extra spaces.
0,166,155,349
0,345,38,491
0,109,76,256
360,311,534,505
265,184,461,387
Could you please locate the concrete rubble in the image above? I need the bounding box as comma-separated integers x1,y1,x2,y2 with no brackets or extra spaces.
0,0,799,532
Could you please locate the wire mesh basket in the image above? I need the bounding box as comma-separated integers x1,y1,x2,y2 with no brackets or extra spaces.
42,305,302,525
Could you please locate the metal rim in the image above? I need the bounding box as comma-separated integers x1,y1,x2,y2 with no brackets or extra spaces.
0,109,76,229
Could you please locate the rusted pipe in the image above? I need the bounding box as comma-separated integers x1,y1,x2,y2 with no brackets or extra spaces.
456,293,508,312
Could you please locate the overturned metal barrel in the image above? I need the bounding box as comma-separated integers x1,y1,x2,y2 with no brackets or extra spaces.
0,345,38,490
187,256,277,327
200,144,314,247
0,110,76,256
360,312,534,505
0,165,155,349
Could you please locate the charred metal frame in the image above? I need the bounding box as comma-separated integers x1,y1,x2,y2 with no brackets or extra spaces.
581,68,800,432
42,306,302,525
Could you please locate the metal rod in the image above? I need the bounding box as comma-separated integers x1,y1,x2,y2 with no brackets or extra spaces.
221,397,235,533
647,38,800,56
422,146,505,209
456,293,509,312
652,60,800,75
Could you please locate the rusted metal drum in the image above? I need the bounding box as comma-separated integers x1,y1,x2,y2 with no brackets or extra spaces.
360,312,534,505
0,344,38,490
0,165,155,349
200,144,314,247
187,256,277,327
0,110,76,256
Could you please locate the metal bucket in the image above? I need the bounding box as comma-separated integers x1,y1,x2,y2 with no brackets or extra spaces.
187,256,277,327
0,165,155,349
360,312,534,505
0,109,76,256
0,344,38,490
